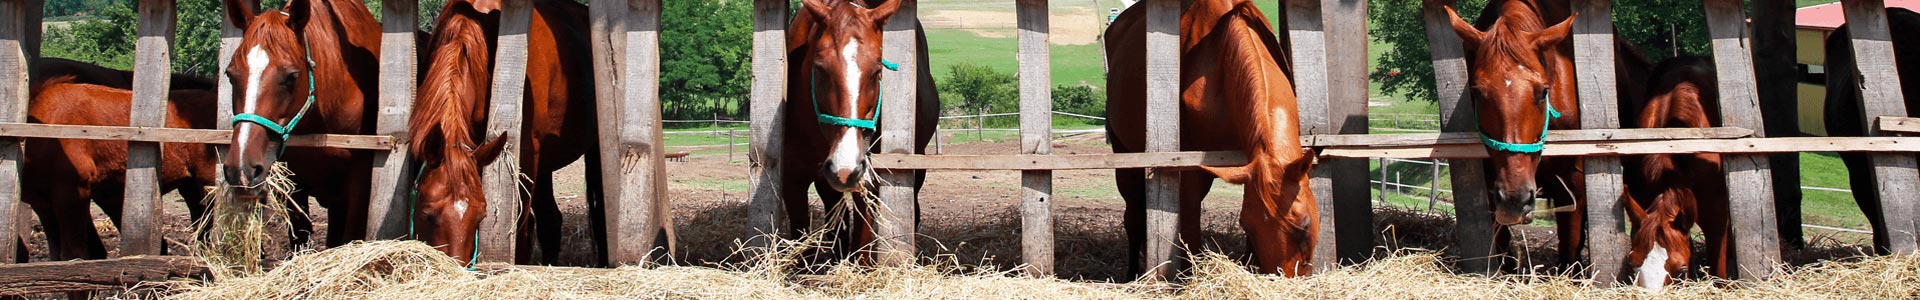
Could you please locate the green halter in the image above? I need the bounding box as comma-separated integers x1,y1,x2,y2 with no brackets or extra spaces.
230,47,318,154
1479,95,1562,154
811,59,900,130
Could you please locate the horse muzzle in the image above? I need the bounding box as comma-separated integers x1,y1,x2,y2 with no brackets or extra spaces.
820,163,869,193
1489,189,1536,226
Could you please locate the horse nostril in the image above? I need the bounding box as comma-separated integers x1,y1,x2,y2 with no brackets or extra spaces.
248,164,267,181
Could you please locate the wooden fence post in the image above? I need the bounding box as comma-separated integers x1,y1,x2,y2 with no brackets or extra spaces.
1419,0,1499,274
479,0,532,262
1571,0,1627,285
1285,0,1339,271
0,0,30,263
1702,0,1783,279
214,0,250,237
875,0,923,266
746,0,789,247
588,0,627,265
1140,0,1181,279
1321,0,1374,266
367,0,418,240
1839,0,1920,254
1016,0,1055,276
121,0,176,257
608,0,670,264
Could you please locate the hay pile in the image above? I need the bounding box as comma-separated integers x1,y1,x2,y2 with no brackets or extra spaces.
162,240,1920,300
192,162,301,278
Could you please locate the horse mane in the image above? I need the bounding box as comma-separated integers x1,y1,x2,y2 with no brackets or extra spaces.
1196,1,1311,200
1470,0,1553,79
408,6,495,160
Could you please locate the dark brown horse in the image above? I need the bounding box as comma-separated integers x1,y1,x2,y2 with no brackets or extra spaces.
1107,0,1315,276
408,0,607,265
1444,0,1590,269
780,0,939,260
1619,56,1728,291
1826,7,1920,255
221,0,385,247
21,75,220,261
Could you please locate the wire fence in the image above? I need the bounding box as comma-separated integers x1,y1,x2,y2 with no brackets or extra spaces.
659,111,1110,161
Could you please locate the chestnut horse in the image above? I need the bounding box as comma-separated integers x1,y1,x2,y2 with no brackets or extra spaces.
408,0,608,265
1826,7,1920,255
30,57,217,91
1107,0,1316,276
780,0,938,260
1619,56,1729,291
221,0,385,247
1443,0,1588,269
21,75,220,261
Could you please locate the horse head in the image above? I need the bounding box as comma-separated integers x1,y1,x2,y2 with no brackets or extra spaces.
799,0,900,193
1623,194,1690,292
222,0,316,190
1444,2,1573,225
408,0,505,263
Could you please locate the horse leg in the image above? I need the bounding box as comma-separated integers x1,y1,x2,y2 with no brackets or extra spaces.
339,165,374,245
1840,152,1890,254
286,192,315,248
1550,160,1586,271
1177,171,1213,265
779,166,816,241
92,184,123,257
531,172,564,265
583,149,609,267
1116,167,1147,278
176,182,210,244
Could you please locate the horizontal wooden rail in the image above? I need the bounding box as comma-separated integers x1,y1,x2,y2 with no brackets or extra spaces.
0,256,207,296
1878,116,1920,133
876,135,1920,170
1305,127,1753,147
0,123,395,150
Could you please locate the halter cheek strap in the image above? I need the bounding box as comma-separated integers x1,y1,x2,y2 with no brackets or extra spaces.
811,59,900,130
405,163,484,270
1479,94,1563,154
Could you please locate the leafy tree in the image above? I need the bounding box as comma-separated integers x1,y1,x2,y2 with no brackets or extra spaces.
1368,0,1709,102
661,0,752,120
943,62,1017,115
1053,84,1104,122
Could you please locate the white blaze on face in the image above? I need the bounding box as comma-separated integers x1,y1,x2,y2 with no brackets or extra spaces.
1637,243,1671,292
239,45,273,151
827,40,865,176
451,200,469,217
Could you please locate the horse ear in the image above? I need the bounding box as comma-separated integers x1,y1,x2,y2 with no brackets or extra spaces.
1201,165,1253,184
801,0,831,20
868,0,902,25
224,0,255,29
1445,5,1484,46
466,0,503,14
1532,13,1576,51
283,0,312,32
1623,193,1648,223
473,134,510,167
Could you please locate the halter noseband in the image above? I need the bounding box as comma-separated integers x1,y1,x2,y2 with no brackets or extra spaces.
1479,94,1562,154
230,41,318,154
811,59,899,130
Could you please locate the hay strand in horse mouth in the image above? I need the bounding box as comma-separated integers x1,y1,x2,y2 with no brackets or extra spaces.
192,162,302,279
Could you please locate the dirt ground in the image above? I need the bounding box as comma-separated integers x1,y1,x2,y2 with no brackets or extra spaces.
16,133,1869,283
921,8,1105,45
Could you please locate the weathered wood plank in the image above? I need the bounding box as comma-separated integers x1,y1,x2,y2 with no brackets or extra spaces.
1879,116,1920,133
1320,136,1920,158
367,0,418,239
0,256,207,296
1419,0,1498,274
1015,0,1054,276
1571,0,1625,285
1285,0,1337,272
875,0,921,266
1840,0,1920,254
0,123,394,149
588,0,626,265
1322,0,1373,266
1302,127,1753,147
746,0,788,246
0,0,29,264
1141,0,1181,280
479,0,532,263
610,0,669,265
1703,0,1782,279
121,0,176,257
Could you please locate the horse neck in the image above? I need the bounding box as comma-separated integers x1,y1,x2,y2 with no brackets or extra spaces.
408,11,495,158
298,0,383,134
